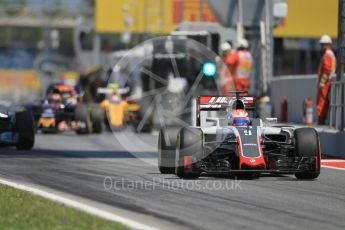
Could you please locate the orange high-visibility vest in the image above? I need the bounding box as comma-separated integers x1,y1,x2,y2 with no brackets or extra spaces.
318,49,336,79
316,48,336,124
224,51,239,78
237,50,253,79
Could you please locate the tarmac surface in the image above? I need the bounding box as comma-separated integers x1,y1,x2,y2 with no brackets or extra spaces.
0,132,345,230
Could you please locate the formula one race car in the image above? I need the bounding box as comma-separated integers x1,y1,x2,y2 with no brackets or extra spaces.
158,91,320,180
0,105,35,150
29,83,102,134
98,84,143,131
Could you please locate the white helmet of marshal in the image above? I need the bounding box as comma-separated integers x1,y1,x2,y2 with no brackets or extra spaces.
319,35,332,44
237,39,249,49
221,42,232,51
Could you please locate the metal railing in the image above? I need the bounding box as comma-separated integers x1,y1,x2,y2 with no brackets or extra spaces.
332,0,345,131
329,79,345,130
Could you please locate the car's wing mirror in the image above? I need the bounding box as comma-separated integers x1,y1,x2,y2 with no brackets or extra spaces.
265,118,278,124
206,117,220,127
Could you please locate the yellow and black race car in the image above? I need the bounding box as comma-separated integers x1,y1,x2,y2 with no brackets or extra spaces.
98,84,143,131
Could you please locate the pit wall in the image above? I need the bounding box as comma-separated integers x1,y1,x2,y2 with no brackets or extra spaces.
270,75,318,123
270,75,345,158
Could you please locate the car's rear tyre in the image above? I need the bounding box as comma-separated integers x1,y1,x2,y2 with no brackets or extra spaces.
15,110,35,150
133,113,153,133
102,108,111,132
75,105,91,134
294,128,320,180
138,121,153,133
91,104,102,134
158,127,180,174
176,127,202,179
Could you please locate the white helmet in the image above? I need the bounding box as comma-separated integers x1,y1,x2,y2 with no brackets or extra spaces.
319,35,332,44
238,39,249,49
221,42,231,51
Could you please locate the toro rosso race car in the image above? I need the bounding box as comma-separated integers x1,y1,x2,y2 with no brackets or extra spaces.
0,104,35,150
158,91,321,180
29,83,102,134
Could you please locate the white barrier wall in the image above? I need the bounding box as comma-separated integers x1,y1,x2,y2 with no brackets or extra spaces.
270,75,318,123
269,75,345,157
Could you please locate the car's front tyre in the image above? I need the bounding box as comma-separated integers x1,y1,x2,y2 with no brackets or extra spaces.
294,128,321,180
15,110,35,150
91,104,102,134
175,127,203,179
74,105,91,134
158,127,180,174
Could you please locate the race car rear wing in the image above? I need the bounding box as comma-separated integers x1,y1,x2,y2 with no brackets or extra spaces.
196,93,256,126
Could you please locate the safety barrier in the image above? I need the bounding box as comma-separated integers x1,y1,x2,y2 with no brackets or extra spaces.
329,80,345,130
270,75,345,157
270,75,317,123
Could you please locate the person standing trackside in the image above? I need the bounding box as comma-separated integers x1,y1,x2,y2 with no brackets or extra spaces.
317,35,336,124
224,39,253,91
220,41,234,94
221,41,232,59
235,39,253,91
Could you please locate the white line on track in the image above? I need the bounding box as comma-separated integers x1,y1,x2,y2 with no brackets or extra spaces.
0,177,159,230
321,166,345,171
321,159,345,163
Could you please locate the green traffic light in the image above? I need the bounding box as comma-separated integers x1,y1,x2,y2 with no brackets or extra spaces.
202,62,216,77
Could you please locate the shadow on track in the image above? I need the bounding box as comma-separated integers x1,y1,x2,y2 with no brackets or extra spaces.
0,148,157,159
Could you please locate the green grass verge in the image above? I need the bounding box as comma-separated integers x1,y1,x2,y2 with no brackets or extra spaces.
0,184,130,230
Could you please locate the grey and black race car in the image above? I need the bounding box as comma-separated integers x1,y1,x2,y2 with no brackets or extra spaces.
158,91,320,180
0,104,35,150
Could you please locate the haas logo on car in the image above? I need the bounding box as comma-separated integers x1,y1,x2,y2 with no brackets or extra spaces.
208,97,228,104
199,96,254,108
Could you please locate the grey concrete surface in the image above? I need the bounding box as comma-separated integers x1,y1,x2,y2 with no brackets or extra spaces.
318,130,345,158
0,132,345,230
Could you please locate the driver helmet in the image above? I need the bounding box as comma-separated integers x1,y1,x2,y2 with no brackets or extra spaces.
229,109,250,126
48,93,62,107
61,91,73,101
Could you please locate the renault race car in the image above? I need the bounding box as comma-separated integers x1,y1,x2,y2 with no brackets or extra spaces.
98,84,142,131
0,104,35,150
158,91,320,180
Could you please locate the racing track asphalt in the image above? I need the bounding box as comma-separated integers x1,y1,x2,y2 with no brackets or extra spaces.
0,131,345,230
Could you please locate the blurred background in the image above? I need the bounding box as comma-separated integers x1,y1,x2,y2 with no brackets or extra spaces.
0,0,340,126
